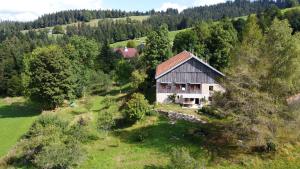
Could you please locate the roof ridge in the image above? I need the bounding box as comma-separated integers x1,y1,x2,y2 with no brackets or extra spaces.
155,51,224,79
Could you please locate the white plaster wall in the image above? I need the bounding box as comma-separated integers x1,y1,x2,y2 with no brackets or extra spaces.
156,93,173,104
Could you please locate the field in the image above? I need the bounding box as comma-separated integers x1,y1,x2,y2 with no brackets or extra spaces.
1,84,300,169
111,28,190,48
0,98,41,157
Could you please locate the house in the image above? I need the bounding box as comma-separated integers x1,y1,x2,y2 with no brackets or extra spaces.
114,47,139,59
155,51,225,108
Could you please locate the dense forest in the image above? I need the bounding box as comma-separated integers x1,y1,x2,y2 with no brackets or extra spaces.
0,0,299,44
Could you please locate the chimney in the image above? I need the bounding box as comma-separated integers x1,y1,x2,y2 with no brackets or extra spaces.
124,47,128,52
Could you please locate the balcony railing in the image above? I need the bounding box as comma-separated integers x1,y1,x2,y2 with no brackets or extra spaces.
158,83,202,94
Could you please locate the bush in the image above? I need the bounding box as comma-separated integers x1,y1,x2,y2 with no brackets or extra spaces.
97,110,115,132
52,25,64,34
125,93,150,122
9,115,92,168
34,142,85,169
169,148,200,169
134,130,149,142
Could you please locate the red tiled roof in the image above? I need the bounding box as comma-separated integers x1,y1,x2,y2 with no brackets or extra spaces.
155,51,192,78
115,48,138,59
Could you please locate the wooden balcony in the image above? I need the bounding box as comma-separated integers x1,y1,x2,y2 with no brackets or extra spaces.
157,83,202,94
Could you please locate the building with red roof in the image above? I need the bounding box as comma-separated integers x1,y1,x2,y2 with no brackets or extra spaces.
115,47,139,59
155,51,225,108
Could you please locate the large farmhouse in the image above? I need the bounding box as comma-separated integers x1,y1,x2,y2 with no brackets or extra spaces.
155,51,225,108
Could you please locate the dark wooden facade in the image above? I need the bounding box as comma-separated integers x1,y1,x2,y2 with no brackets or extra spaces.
156,58,222,94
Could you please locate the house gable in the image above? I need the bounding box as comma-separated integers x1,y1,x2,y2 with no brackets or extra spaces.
156,57,223,84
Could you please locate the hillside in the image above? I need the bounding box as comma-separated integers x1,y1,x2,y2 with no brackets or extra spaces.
21,15,150,34
111,6,300,48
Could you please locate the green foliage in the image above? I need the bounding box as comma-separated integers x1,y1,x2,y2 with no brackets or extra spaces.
257,5,282,32
97,41,119,73
264,19,300,98
286,0,299,7
87,70,112,94
52,25,64,34
130,70,148,90
126,40,137,48
97,110,115,132
199,106,226,119
284,9,300,33
207,20,238,70
172,30,199,54
169,148,200,169
28,45,75,109
115,59,134,84
125,93,150,122
10,115,91,169
0,36,30,96
212,17,300,149
67,35,99,68
143,24,172,69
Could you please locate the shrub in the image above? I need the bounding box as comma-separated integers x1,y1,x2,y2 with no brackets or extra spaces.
52,25,64,34
169,148,200,169
97,110,115,132
9,115,91,168
34,142,85,169
125,93,150,122
134,130,149,142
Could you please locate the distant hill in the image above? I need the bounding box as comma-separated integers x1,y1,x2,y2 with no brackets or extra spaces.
111,6,300,48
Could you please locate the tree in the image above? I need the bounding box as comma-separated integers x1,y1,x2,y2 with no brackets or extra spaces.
125,93,150,122
52,25,64,34
0,36,30,96
263,19,300,98
65,36,99,97
284,9,300,33
96,41,119,73
115,59,134,84
28,45,75,109
286,0,299,7
172,30,199,54
207,20,237,70
143,24,172,70
235,15,264,68
130,70,148,90
67,35,99,69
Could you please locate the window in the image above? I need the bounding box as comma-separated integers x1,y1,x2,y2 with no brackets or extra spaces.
161,83,167,89
208,97,213,102
181,84,186,91
209,86,214,91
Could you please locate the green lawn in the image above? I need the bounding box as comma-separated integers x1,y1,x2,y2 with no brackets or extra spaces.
110,28,190,48
0,97,41,157
1,90,300,169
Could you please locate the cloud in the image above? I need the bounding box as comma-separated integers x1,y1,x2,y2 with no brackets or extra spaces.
193,0,226,7
0,0,103,21
158,2,187,13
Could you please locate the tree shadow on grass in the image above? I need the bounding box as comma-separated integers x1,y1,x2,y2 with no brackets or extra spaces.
0,101,42,118
114,116,239,161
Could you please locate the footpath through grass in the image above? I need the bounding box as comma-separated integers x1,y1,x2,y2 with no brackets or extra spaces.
0,97,41,157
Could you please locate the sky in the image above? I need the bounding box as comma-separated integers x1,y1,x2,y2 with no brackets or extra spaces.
0,0,227,22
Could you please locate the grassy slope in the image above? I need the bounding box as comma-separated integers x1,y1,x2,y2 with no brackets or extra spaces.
0,98,41,157
1,86,300,168
111,29,190,48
